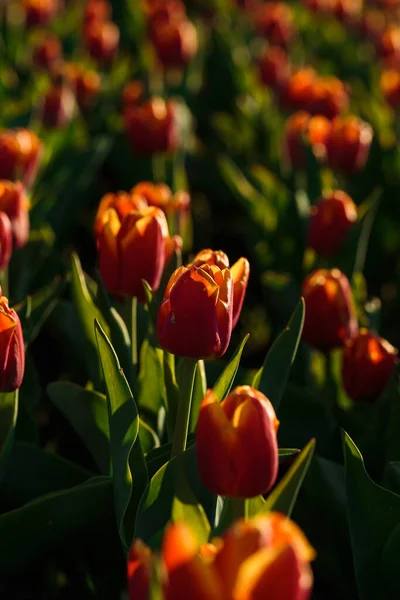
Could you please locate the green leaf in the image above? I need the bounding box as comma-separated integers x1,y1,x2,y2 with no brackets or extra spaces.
142,281,160,330
343,432,400,600
213,334,250,402
139,419,160,454
0,390,18,484
47,381,110,475
253,299,305,410
0,476,114,578
95,320,148,552
137,340,164,417
189,359,207,433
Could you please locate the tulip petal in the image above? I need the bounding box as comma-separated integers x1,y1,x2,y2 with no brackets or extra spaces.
230,258,250,329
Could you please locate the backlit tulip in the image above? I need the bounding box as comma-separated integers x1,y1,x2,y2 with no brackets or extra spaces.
130,182,190,217
23,0,58,27
157,263,233,359
380,70,400,108
307,191,357,257
0,292,25,392
302,269,358,350
97,206,181,302
84,0,111,26
151,19,198,68
94,191,148,237
258,46,291,90
84,21,120,63
342,329,398,401
124,98,179,155
254,2,295,47
0,130,42,188
283,111,330,169
32,36,62,70
196,386,279,497
122,81,145,109
42,84,76,128
0,213,12,271
64,63,101,110
0,181,29,249
326,116,373,174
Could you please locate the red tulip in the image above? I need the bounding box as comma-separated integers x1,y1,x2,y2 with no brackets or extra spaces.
326,116,373,174
42,84,76,128
124,98,179,155
0,181,30,249
151,19,198,68
84,21,120,63
283,111,331,169
0,213,12,270
32,36,62,70
307,191,357,257
0,292,25,392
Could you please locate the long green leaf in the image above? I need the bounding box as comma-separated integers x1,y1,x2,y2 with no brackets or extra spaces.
0,390,18,484
213,334,250,402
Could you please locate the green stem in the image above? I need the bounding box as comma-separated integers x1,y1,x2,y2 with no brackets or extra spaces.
231,497,247,521
0,266,9,299
171,358,198,458
124,296,138,367
152,153,166,183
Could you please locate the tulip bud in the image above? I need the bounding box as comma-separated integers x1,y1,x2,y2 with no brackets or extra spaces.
196,386,279,497
326,116,373,174
0,213,13,271
84,21,120,63
94,190,148,237
283,111,330,169
97,206,181,302
130,182,190,223
64,63,101,110
122,81,145,110
23,0,58,28
302,268,358,350
380,70,400,108
282,68,317,110
42,84,76,129
151,19,198,68
307,76,349,119
0,181,30,249
157,263,233,359
307,191,357,257
0,293,25,392
258,46,291,90
146,0,187,30
127,539,153,600
32,36,62,70
342,329,398,401
378,26,400,64
254,2,295,47
0,130,42,188
84,0,111,26
124,98,179,155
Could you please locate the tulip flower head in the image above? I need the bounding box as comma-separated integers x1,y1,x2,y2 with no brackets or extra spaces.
197,385,279,497
42,84,76,129
97,206,181,302
326,116,373,174
64,63,101,110
0,291,25,392
302,268,358,350
124,97,180,155
0,213,12,271
258,46,291,90
342,329,398,401
0,181,30,249
84,20,120,63
283,111,331,169
0,129,42,187
307,191,357,257
23,0,59,28
32,36,62,70
151,18,198,68
94,190,148,237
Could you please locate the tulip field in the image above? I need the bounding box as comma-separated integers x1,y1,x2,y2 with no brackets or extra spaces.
2,0,400,598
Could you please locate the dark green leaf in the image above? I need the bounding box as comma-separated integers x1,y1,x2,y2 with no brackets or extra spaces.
213,334,250,402
0,390,18,484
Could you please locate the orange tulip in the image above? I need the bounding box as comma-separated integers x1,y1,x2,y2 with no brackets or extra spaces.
84,21,120,63
342,329,398,401
64,63,101,110
94,191,148,237
42,84,76,129
258,46,291,90
326,116,373,174
196,386,279,497
84,0,111,26
157,262,233,358
254,2,295,47
0,130,42,188
23,0,58,27
122,81,145,109
32,36,62,70
130,182,190,217
97,206,181,302
0,213,12,270
307,191,357,257
0,181,30,249
0,292,25,392
302,269,358,350
124,98,179,155
283,111,330,169
151,19,198,68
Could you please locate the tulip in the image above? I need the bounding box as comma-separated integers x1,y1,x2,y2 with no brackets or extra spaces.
157,263,233,359
42,84,76,129
97,206,181,302
124,98,179,155
380,70,400,108
0,213,13,271
32,36,62,70
302,269,358,350
0,292,25,392
64,63,101,110
23,0,58,27
84,21,120,63
0,129,43,188
122,81,145,109
283,111,331,169
378,26,400,64
307,191,357,257
342,329,398,401
84,0,111,26
254,2,295,47
151,19,198,68
282,68,317,110
94,191,148,237
145,0,187,31
0,181,30,249
326,116,373,174
130,182,190,216
196,386,279,497
258,46,291,90
307,76,349,119
190,249,250,329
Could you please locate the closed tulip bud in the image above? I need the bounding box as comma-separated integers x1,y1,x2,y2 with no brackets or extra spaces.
84,0,111,26
190,249,250,329
127,539,153,600
23,0,58,27
196,386,279,497
283,111,330,169
0,181,30,249
151,19,198,68
42,84,76,128
130,182,190,219
157,263,233,358
84,21,120,63
0,213,13,271
0,133,20,183
0,129,42,189
254,2,295,47
307,191,357,257
326,116,373,174
122,81,145,109
94,190,148,237
378,26,400,64
124,98,179,155
380,70,400,108
302,269,358,351
0,293,25,392
308,77,349,119
342,329,398,401
97,206,181,302
32,36,62,70
146,0,187,30
258,46,291,90
64,63,101,110
282,68,317,110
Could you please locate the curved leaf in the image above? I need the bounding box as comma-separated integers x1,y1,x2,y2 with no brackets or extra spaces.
0,390,18,484
213,334,250,402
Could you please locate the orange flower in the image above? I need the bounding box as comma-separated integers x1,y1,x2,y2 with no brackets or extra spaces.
342,329,398,401
131,182,190,216
122,81,145,109
151,19,198,68
97,206,181,302
0,181,30,249
23,0,58,27
83,0,111,26
258,46,291,90
283,111,331,169
326,116,373,174
196,386,279,497
302,269,358,350
94,191,148,237
84,20,120,63
254,2,295,47
0,213,12,270
42,84,76,129
64,63,101,110
0,129,43,188
380,69,400,108
32,36,62,70
0,292,25,392
124,98,179,155
307,190,357,257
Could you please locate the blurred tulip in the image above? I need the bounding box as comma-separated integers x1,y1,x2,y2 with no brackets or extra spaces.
326,116,373,174
282,68,317,110
308,76,349,119
157,261,234,358
0,213,13,270
258,46,291,90
42,84,76,128
122,81,145,109
0,181,29,248
378,26,400,64
131,182,190,219
64,63,101,109
23,0,58,27
197,386,279,497
124,98,179,155
97,206,181,302
283,111,331,169
32,36,62,70
302,269,358,350
151,19,198,68
0,292,25,392
333,0,362,22
307,191,357,257
380,69,400,108
303,0,334,13
94,190,148,237
342,329,398,401
254,2,295,47
0,129,42,188
357,9,385,43
83,0,111,26
145,0,187,30
84,20,120,63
